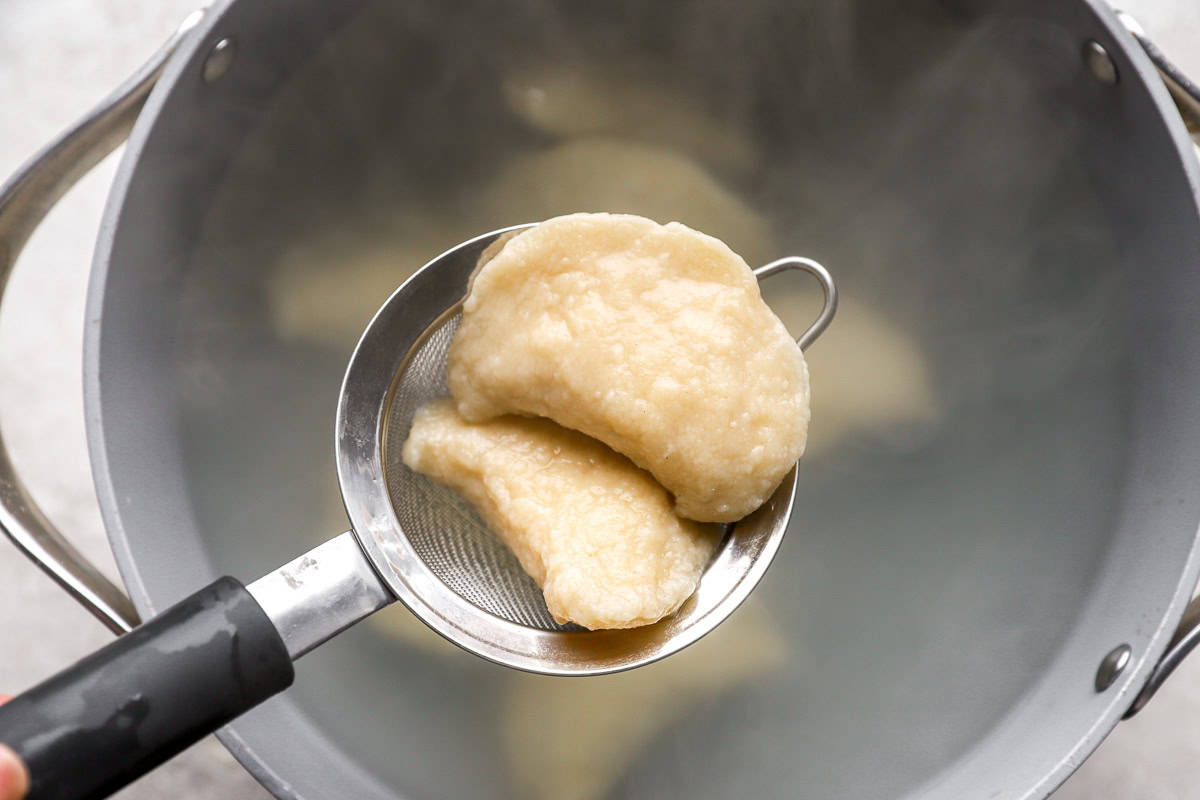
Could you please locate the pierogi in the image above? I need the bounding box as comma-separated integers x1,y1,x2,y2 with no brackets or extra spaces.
502,601,787,800
265,216,473,349
501,61,758,173
448,212,809,522
766,290,938,456
401,400,720,630
479,138,776,267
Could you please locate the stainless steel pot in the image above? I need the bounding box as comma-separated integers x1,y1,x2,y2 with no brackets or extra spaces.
3,1,1200,798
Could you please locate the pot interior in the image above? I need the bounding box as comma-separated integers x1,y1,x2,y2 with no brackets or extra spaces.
92,0,1200,798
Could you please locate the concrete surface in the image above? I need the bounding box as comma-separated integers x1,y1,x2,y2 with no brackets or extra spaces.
0,1,1198,798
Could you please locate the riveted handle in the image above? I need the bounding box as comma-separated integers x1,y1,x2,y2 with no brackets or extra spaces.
1109,11,1200,719
0,9,207,635
1116,10,1200,137
1124,594,1200,718
0,577,294,800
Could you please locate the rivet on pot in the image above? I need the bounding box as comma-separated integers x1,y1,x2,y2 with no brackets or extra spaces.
1083,40,1119,86
203,38,236,84
1095,643,1132,692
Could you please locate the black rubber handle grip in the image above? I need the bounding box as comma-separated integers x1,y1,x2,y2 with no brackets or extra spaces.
0,577,294,800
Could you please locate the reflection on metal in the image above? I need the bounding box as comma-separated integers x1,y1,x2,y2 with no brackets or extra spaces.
336,225,821,675
203,38,237,84
1094,643,1131,692
1083,40,1119,86
246,532,393,659
0,8,207,635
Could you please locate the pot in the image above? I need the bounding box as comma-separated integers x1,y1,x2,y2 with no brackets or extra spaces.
3,0,1200,798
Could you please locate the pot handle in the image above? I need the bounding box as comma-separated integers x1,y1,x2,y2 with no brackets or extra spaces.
1123,594,1200,718
0,8,207,635
1116,10,1200,136
1111,12,1200,718
0,576,295,800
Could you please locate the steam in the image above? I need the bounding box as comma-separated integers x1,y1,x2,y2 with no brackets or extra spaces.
170,6,1131,797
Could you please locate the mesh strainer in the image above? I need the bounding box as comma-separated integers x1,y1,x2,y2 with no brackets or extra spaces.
335,224,836,675
0,21,838,786
0,219,834,800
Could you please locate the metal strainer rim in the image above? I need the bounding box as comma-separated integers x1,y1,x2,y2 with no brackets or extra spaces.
335,223,815,675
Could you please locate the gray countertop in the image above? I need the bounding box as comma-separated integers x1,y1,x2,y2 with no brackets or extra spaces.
1,1,1199,798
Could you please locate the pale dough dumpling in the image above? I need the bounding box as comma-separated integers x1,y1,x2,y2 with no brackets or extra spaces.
401,400,720,630
265,216,473,350
764,288,939,456
478,138,776,267
502,601,787,800
502,61,758,173
448,212,809,522
266,138,774,350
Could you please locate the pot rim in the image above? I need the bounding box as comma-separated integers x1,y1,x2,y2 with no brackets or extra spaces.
80,1,1200,798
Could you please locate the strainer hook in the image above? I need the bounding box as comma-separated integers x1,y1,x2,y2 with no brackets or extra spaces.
753,256,838,351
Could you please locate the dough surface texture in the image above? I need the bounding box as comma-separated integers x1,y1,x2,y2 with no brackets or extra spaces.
401,400,720,629
448,212,809,522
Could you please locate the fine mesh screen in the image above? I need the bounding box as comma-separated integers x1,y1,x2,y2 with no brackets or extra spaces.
382,310,573,631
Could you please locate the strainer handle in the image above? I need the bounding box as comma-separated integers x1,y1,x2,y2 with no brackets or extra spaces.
753,257,838,351
0,576,295,800
0,9,207,635
0,530,393,799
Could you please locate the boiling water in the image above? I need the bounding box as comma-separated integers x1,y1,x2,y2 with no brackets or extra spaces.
175,2,1127,797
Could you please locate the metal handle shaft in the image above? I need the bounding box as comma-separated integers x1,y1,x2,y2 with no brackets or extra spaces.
246,531,393,660
0,9,206,634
